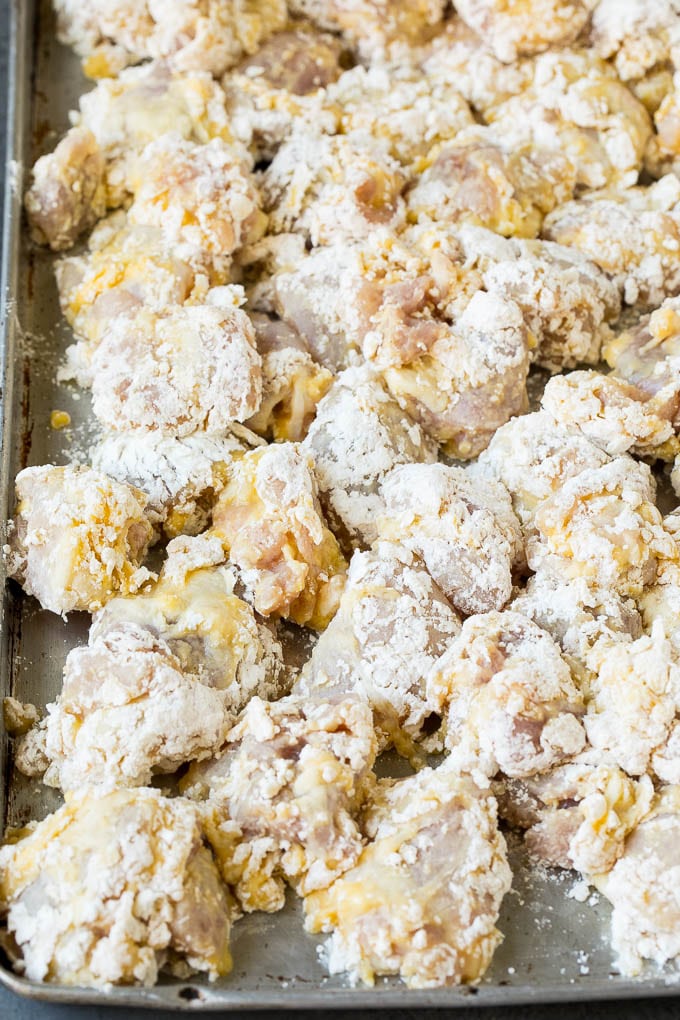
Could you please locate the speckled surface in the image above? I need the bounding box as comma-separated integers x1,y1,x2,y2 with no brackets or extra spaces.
2,3,680,1018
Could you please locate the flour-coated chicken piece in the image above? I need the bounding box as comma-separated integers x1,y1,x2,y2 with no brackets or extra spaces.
184,693,377,907
377,463,524,617
297,543,461,751
210,443,347,628
6,465,153,616
430,610,585,782
0,787,233,986
453,0,593,63
303,365,437,549
304,764,511,988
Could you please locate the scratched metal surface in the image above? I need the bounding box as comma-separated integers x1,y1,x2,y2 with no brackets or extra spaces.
1,0,680,1010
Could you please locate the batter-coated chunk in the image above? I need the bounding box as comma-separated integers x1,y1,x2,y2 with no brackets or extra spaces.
472,411,610,529
6,465,153,616
377,463,524,617
38,623,233,792
542,174,680,308
53,0,287,79
430,610,585,781
91,426,260,538
0,787,232,986
603,297,680,425
453,0,592,63
210,443,347,628
486,50,652,190
185,693,377,905
304,765,511,988
327,64,474,167
261,133,406,247
303,365,438,549
89,299,262,435
91,548,285,709
245,314,333,443
527,458,675,597
595,786,680,975
287,0,447,61
24,128,106,251
297,543,461,751
541,370,677,458
497,758,654,875
407,131,574,238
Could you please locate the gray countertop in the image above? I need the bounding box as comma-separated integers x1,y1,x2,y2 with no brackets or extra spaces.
2,3,680,1018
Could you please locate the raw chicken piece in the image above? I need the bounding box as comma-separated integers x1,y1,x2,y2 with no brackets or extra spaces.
303,365,437,549
91,543,285,708
0,787,232,986
422,17,534,115
542,174,680,308
377,463,524,617
24,128,106,251
512,572,642,683
527,458,676,597
470,411,610,529
603,297,680,426
590,0,680,111
184,693,377,906
6,465,153,616
582,623,680,777
89,298,262,435
53,0,287,79
453,0,592,63
261,132,406,246
541,370,677,458
407,130,574,238
595,786,680,975
210,443,347,629
497,758,654,875
646,81,680,175
327,63,474,167
223,25,342,159
91,426,261,538
304,765,511,988
456,227,621,371
297,543,461,751
126,136,266,278
287,0,446,61
486,50,652,190
36,623,233,791
430,610,585,781
245,314,333,443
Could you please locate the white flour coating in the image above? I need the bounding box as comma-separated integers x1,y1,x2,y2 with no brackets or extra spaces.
303,365,437,548
261,132,406,247
91,426,259,537
210,442,346,629
38,623,233,791
430,610,586,782
89,300,262,435
184,693,377,905
304,765,511,988
543,174,680,308
6,464,154,616
53,0,287,77
486,50,652,190
297,542,461,750
378,462,524,616
541,370,676,457
497,756,654,875
453,0,592,63
0,787,233,985
471,411,611,529
590,0,680,91
595,786,680,975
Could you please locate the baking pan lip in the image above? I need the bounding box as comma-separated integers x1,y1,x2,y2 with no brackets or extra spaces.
1,0,680,1010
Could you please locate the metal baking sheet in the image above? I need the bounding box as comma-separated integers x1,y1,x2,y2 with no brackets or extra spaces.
1,0,680,1008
